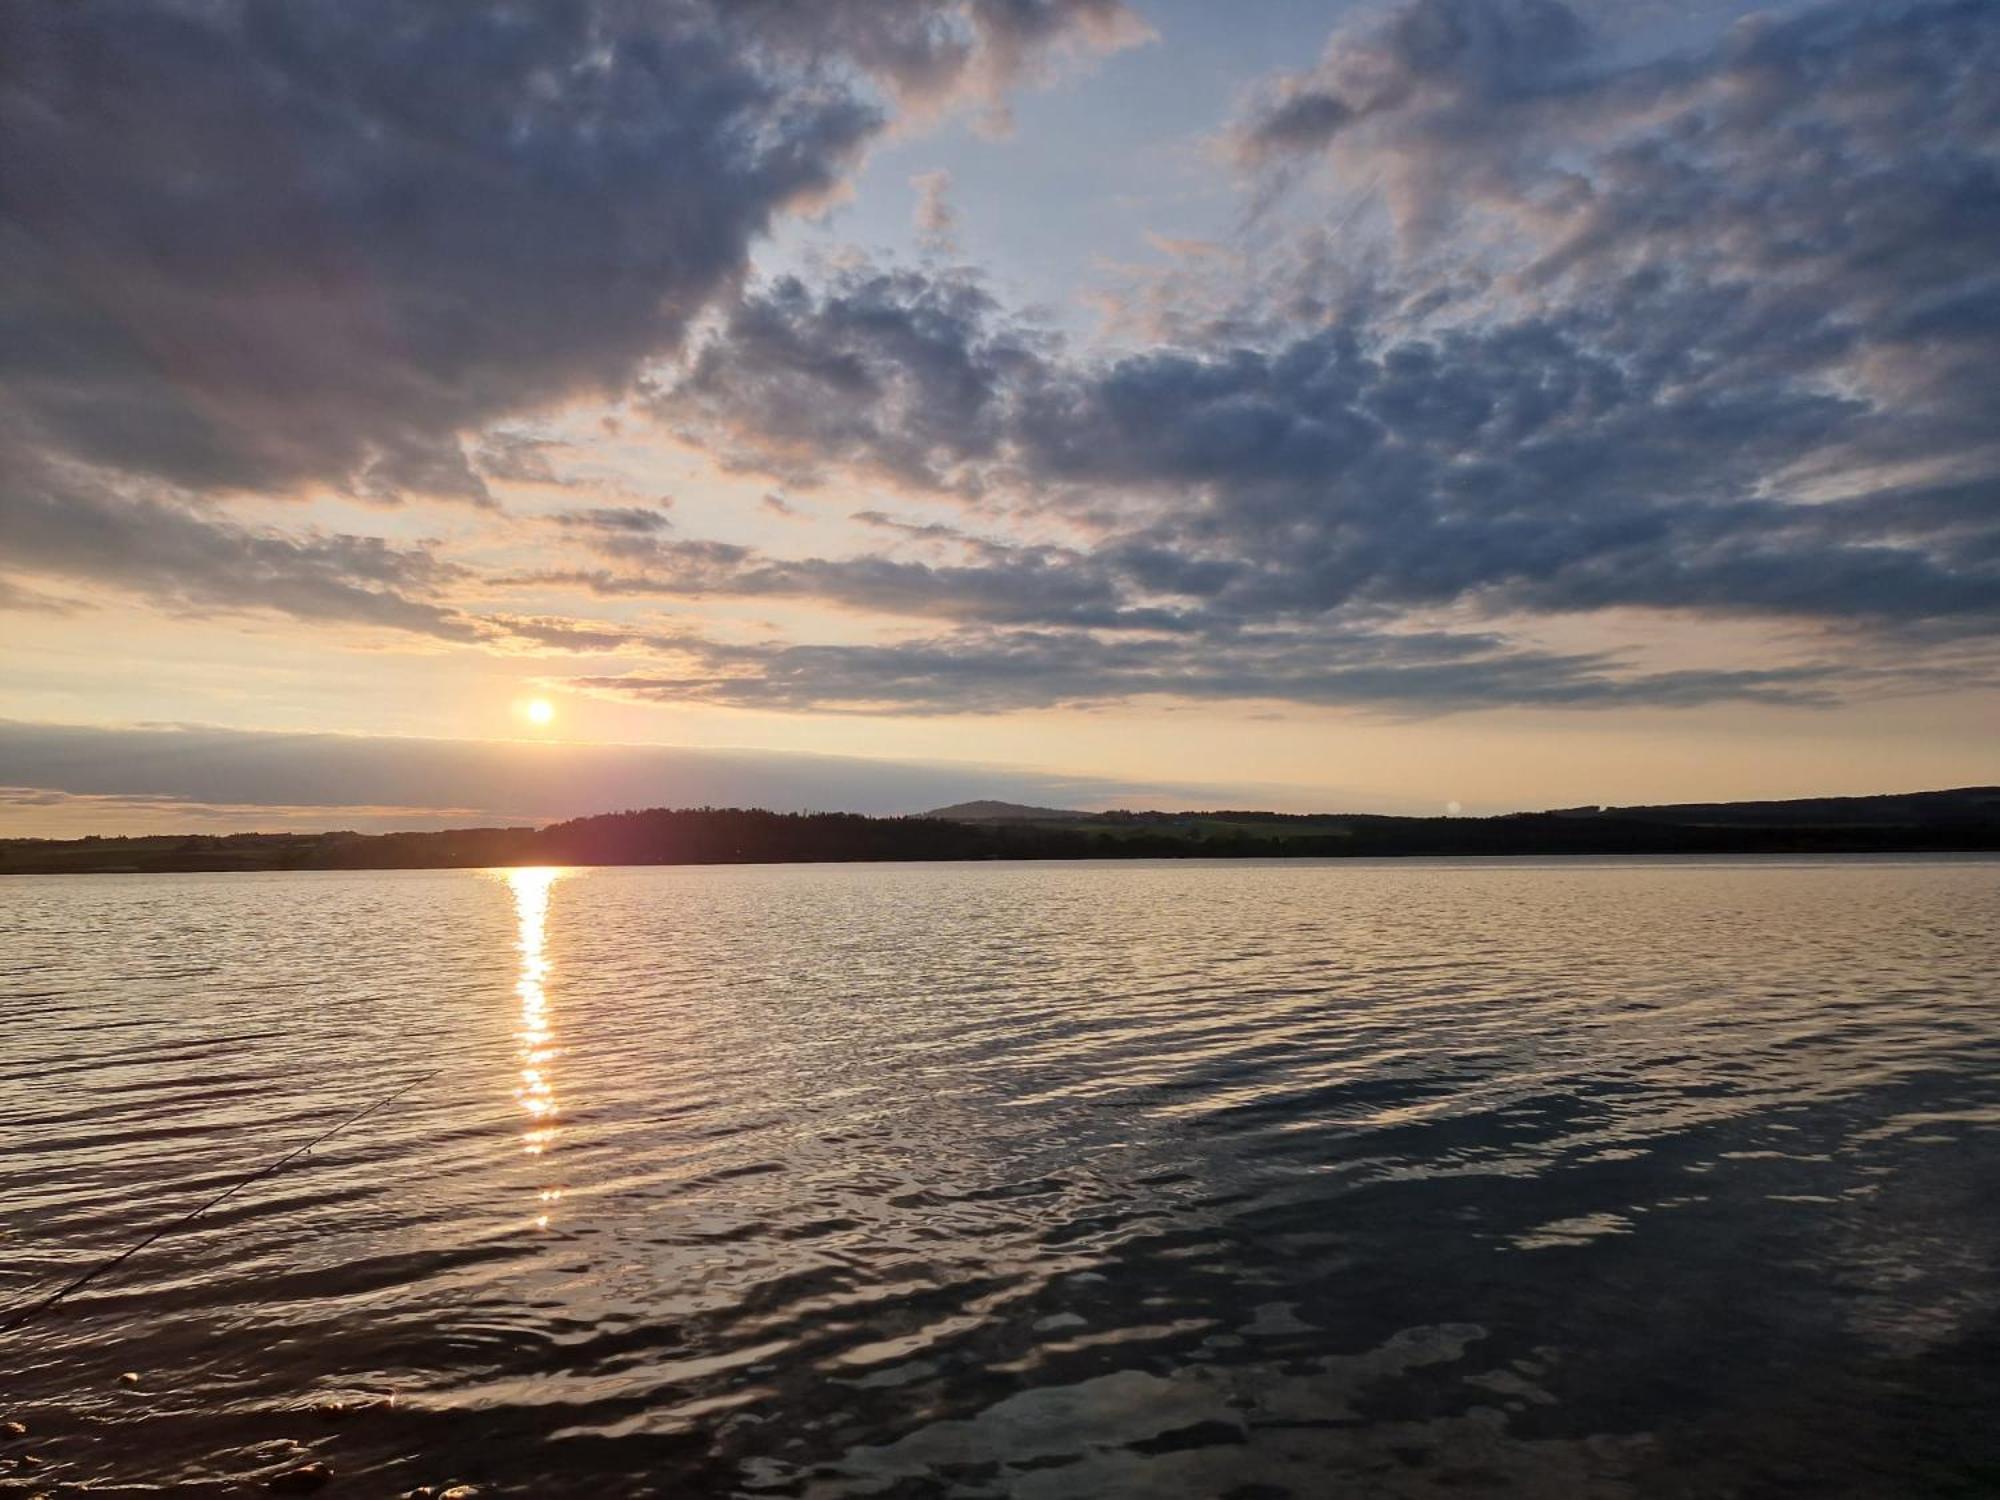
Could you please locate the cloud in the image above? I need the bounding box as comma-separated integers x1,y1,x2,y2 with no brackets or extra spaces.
0,717,1251,833
5,0,1992,728
0,444,713,651
645,0,2000,719
668,267,1047,490
0,444,481,639
1231,0,1589,167
664,259,1995,635
476,614,649,655
726,0,1153,134
474,434,568,486
572,624,1836,717
0,785,494,837
0,0,1148,652
0,0,1141,507
518,530,1188,632
0,574,89,616
552,507,675,535
548,506,677,561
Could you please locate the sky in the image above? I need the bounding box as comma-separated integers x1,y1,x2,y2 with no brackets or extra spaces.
1,0,1995,835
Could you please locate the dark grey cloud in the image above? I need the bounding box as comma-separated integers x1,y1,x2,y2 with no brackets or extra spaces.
575,624,1836,717
0,0,1144,651
548,506,677,561
1233,0,2000,446
0,4,831,504
0,444,689,649
7,0,1992,726
670,267,1047,490
0,445,481,638
851,510,983,545
1217,0,2000,631
651,0,2000,722
0,0,1141,506
523,536,1184,632
1234,0,1589,165
552,507,675,535
665,262,1994,635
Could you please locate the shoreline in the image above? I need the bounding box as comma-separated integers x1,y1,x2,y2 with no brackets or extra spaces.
6,819,1998,877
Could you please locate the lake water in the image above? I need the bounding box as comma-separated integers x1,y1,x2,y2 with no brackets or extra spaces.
2,857,1997,1497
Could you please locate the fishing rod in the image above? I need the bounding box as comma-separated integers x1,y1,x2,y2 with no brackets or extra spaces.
0,1067,443,1336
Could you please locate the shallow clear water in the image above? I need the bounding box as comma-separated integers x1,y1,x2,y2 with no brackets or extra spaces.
2,857,1997,1497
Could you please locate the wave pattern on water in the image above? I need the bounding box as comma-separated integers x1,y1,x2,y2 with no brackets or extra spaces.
2,858,1997,1496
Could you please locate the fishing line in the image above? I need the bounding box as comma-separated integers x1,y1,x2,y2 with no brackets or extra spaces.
0,1067,442,1336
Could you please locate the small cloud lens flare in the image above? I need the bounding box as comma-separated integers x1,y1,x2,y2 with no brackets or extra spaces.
521,697,556,728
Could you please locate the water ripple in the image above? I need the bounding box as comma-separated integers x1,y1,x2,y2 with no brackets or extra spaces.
1,857,1996,1495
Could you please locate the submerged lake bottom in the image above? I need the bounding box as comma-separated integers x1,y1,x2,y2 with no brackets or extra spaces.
2,856,1997,1497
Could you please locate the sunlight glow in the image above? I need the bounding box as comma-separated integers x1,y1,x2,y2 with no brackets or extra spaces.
522,697,556,727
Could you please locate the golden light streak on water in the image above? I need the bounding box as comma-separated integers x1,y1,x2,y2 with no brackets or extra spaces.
508,867,565,1217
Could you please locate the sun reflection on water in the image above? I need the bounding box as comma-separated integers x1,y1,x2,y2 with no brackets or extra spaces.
507,868,565,1218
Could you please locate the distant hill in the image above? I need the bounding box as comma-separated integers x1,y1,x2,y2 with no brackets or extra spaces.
924,799,1090,822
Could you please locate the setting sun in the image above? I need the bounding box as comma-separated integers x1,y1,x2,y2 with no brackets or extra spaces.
523,698,555,727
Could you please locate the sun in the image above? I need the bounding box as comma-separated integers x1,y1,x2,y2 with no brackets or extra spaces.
523,697,556,727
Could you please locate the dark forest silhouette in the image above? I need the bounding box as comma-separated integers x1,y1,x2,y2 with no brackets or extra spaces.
4,789,1997,875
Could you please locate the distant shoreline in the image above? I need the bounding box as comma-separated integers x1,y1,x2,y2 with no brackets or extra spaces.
5,790,1997,876
7,850,1999,880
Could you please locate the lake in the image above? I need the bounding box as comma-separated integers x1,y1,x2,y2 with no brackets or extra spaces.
3,857,1997,1496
